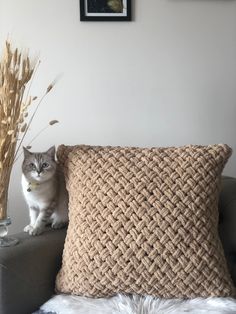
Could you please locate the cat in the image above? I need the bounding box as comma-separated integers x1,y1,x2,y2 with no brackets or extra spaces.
22,146,68,236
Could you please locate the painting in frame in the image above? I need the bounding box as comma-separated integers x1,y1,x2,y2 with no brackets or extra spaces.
80,0,131,21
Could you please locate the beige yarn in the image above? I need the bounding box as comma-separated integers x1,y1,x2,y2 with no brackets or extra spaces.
56,144,235,298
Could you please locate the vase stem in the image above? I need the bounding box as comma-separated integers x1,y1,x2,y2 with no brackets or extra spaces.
0,175,10,220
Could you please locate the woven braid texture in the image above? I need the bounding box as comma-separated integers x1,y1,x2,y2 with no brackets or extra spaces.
56,144,235,298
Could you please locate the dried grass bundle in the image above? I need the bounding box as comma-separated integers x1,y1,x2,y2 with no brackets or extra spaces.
0,41,56,220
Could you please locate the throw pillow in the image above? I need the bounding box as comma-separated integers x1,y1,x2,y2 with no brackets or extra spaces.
56,144,235,298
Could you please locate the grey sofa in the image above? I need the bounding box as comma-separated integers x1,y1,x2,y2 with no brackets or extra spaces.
0,176,236,314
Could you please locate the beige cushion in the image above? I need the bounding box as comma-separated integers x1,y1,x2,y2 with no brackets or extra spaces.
56,144,235,298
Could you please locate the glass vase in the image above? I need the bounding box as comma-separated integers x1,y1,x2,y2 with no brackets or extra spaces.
0,217,19,247
0,184,19,247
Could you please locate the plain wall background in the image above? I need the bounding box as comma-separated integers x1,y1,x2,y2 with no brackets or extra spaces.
0,0,236,233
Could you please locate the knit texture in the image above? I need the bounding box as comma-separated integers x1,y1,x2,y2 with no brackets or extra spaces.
56,144,235,298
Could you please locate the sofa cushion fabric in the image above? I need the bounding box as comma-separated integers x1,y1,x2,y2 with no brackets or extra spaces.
56,144,235,298
0,228,67,314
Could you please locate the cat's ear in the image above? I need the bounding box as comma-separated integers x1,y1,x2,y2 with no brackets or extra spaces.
23,147,32,158
46,146,56,159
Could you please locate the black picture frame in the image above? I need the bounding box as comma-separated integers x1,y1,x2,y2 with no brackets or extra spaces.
80,0,131,21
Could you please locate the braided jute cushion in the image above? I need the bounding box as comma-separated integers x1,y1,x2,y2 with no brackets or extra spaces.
56,144,235,298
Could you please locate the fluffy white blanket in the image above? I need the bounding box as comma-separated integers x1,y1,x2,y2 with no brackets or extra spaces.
41,294,236,314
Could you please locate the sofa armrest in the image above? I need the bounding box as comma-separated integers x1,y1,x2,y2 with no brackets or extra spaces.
0,228,66,314
219,176,236,286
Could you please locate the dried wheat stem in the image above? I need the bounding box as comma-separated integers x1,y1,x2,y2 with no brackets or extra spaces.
0,41,58,220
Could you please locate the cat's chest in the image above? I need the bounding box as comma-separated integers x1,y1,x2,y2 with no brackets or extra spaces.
22,175,56,208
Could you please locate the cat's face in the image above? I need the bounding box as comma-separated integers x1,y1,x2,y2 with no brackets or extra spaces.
22,146,57,182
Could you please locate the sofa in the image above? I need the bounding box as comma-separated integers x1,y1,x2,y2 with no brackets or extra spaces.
0,175,235,314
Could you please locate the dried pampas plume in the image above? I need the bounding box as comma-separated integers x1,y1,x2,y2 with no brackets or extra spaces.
0,41,59,219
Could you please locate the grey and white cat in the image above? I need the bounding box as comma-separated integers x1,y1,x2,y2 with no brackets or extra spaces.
22,146,68,236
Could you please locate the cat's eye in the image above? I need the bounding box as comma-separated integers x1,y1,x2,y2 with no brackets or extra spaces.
42,162,49,168
29,163,36,170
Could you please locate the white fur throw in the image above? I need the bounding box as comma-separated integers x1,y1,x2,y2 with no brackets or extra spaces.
41,294,236,314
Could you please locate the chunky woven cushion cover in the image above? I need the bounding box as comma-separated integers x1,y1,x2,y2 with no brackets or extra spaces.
56,144,235,298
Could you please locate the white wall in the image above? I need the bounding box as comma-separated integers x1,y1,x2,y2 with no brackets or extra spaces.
1,0,236,233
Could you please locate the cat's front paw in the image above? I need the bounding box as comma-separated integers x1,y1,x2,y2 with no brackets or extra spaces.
24,224,33,233
28,226,44,236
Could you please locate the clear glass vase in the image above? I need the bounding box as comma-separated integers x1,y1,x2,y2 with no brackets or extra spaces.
0,187,19,247
0,217,19,247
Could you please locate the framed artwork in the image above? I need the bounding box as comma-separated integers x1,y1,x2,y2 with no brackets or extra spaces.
80,0,131,21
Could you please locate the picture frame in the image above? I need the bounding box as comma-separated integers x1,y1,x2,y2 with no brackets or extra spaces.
80,0,131,22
